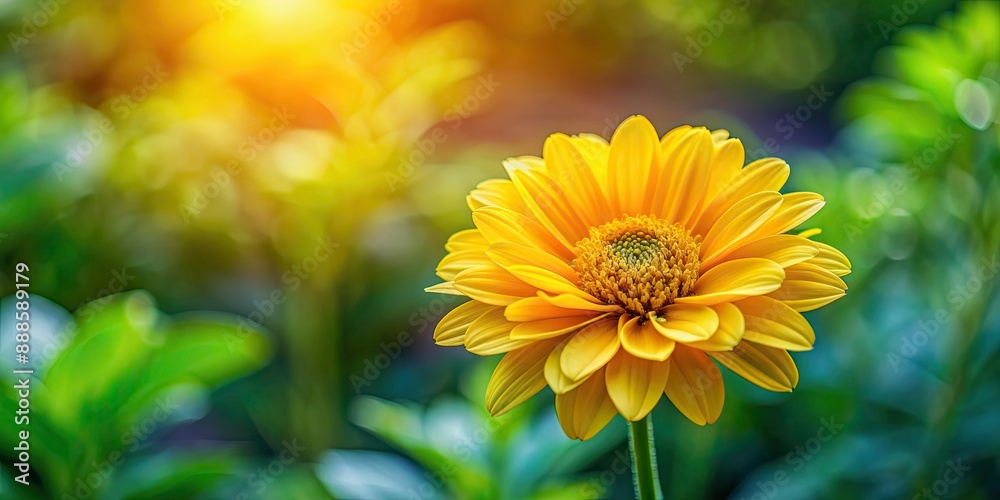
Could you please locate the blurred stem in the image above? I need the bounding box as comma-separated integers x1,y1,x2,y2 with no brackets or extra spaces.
285,279,340,457
628,416,662,500
914,275,993,493
913,225,998,493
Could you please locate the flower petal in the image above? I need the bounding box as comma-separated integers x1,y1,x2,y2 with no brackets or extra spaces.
444,229,489,253
675,258,785,306
510,313,611,340
703,234,818,273
605,351,670,421
506,160,590,249
810,241,852,276
700,191,784,265
465,306,534,355
660,124,694,150
797,227,822,239
486,339,561,416
767,262,848,312
505,295,604,322
784,262,848,289
453,265,538,306
545,338,590,394
748,192,825,239
701,137,745,204
436,249,493,281
486,242,578,283
555,366,618,440
693,158,790,237
686,302,745,351
467,179,527,213
560,317,621,381
543,133,613,227
424,281,464,295
620,315,676,361
434,300,493,346
658,128,713,226
710,341,799,392
649,304,719,343
734,296,815,351
664,346,725,425
768,281,846,312
537,292,624,314
608,115,660,216
568,134,610,196
651,126,695,212
473,206,575,262
505,264,600,304
504,292,621,323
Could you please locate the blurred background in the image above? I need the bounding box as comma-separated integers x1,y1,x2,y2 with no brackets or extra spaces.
0,0,997,498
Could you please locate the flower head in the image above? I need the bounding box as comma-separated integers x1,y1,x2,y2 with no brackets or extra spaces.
427,116,850,439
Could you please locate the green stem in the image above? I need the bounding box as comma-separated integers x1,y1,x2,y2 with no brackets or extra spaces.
628,415,663,500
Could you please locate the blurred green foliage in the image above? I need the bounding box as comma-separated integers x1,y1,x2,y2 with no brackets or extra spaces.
321,362,624,499
0,292,271,498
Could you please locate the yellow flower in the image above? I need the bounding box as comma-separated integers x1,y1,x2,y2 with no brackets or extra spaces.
427,116,851,440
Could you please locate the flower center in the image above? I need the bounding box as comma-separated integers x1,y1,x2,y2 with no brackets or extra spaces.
574,215,701,316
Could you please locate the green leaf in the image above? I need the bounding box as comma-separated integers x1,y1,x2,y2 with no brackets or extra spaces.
116,311,272,423
105,450,245,499
318,450,434,499
41,291,159,431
